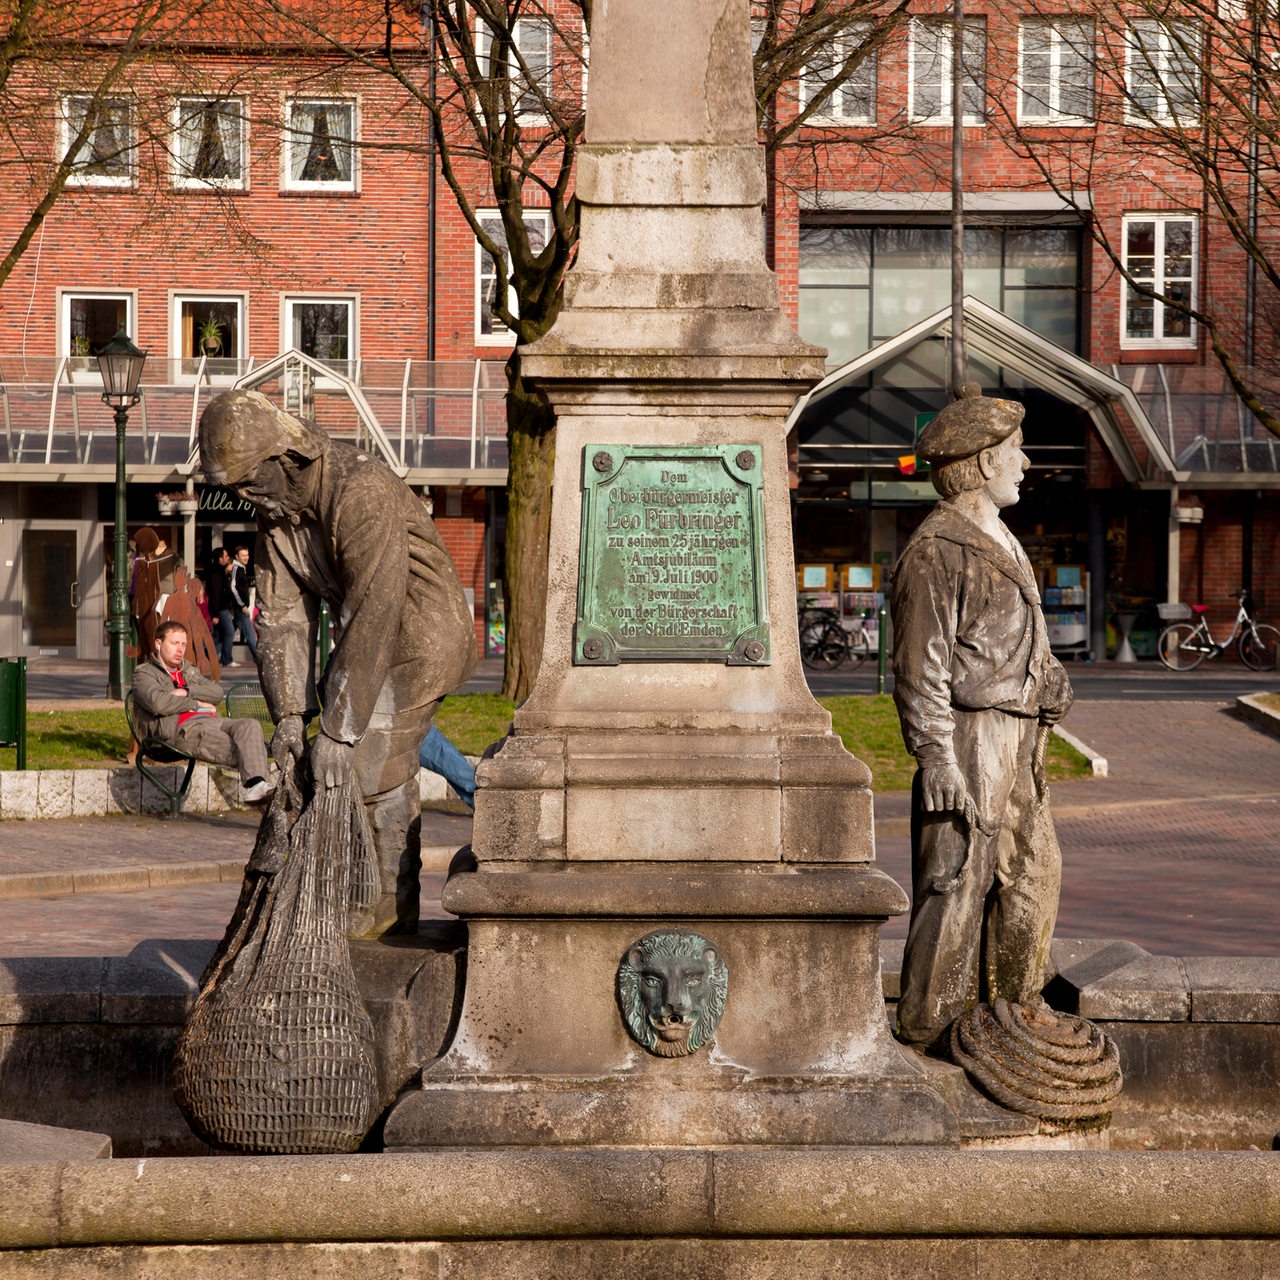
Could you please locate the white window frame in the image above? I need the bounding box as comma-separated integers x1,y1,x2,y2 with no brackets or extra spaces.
1120,214,1197,349
1017,19,1094,125
908,18,987,126
172,97,248,190
800,27,877,126
59,291,136,382
282,97,357,193
61,94,135,188
1125,21,1202,125
170,292,247,381
475,209,552,345
283,295,357,383
476,16,554,125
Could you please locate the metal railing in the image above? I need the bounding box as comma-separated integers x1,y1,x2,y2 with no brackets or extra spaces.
1110,362,1280,475
0,351,512,477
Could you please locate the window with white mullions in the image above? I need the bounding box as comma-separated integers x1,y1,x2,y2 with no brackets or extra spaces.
476,210,551,342
287,298,354,371
1018,20,1094,124
62,95,135,187
909,18,986,126
477,17,554,122
1122,215,1196,346
284,99,355,191
174,98,246,188
1125,21,1201,125
173,295,244,379
800,27,877,126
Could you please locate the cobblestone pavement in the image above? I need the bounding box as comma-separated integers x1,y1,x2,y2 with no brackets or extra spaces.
0,810,472,958
0,873,454,959
2,690,1278,960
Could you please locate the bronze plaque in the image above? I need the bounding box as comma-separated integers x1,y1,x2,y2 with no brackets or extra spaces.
575,444,770,665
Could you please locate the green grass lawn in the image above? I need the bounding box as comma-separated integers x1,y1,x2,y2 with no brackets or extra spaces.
0,694,1091,791
1,709,133,770
818,695,1090,791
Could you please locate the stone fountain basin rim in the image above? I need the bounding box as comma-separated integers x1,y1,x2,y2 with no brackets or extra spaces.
5,1148,1280,1249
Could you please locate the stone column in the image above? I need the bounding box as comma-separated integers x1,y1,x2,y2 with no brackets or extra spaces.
385,0,952,1148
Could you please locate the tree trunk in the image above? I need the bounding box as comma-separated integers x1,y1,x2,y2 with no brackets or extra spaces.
501,359,556,702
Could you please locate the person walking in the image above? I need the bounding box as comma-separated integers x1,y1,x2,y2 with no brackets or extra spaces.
227,545,258,661
205,546,236,667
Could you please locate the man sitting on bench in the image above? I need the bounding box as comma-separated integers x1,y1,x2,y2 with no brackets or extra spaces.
132,620,274,804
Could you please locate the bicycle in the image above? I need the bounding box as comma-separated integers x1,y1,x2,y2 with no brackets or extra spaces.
799,606,870,670
1156,589,1280,672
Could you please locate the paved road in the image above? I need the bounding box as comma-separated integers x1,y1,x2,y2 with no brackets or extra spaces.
803,655,1280,702
0,810,472,959
23,656,508,702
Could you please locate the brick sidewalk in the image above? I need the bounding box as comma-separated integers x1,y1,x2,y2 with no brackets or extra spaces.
878,698,1280,956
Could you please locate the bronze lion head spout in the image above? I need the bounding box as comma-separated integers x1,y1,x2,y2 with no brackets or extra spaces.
617,930,728,1058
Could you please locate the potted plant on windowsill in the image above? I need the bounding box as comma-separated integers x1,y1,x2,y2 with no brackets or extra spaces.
197,316,224,357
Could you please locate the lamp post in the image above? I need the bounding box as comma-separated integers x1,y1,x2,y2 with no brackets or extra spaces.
97,329,148,700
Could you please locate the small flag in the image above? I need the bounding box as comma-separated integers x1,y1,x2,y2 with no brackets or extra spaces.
897,454,917,476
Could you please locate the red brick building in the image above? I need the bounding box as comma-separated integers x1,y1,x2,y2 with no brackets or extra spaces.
0,1,1275,665
775,1,1279,659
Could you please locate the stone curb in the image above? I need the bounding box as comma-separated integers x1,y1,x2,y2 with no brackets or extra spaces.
1235,693,1280,738
0,765,467,821
0,846,462,902
1051,723,1109,776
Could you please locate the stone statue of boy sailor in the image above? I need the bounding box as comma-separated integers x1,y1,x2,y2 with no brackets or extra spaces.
890,383,1072,1050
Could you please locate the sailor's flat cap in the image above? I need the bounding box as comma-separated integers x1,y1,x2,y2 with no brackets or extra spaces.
917,382,1024,464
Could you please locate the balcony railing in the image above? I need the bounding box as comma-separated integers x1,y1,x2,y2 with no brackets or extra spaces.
0,352,512,477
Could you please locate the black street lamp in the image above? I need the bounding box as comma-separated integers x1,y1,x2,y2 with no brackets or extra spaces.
97,330,148,701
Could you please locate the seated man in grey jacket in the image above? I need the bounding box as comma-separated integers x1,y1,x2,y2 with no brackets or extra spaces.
131,619,274,803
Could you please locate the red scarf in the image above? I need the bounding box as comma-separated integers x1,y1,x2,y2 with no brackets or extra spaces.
169,665,215,726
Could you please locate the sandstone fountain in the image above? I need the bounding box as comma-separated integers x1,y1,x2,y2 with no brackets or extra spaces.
3,1,1280,1275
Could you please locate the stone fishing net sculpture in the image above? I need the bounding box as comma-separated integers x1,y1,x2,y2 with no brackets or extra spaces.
173,759,380,1153
888,384,1122,1128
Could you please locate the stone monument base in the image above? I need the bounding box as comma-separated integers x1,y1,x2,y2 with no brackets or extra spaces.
383,865,959,1149
388,1074,954,1149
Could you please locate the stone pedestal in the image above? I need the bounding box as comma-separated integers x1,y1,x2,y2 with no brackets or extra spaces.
386,0,951,1149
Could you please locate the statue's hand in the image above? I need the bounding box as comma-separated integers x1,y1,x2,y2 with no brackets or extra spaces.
919,761,970,814
270,715,307,770
1039,663,1074,725
310,732,355,790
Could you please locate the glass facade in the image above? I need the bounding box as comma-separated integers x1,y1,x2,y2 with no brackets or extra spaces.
798,223,1082,368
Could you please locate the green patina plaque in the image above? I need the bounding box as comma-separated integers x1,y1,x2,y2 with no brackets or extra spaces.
575,444,770,666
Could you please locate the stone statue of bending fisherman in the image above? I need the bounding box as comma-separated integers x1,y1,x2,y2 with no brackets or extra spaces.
199,389,477,937
890,383,1072,1050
